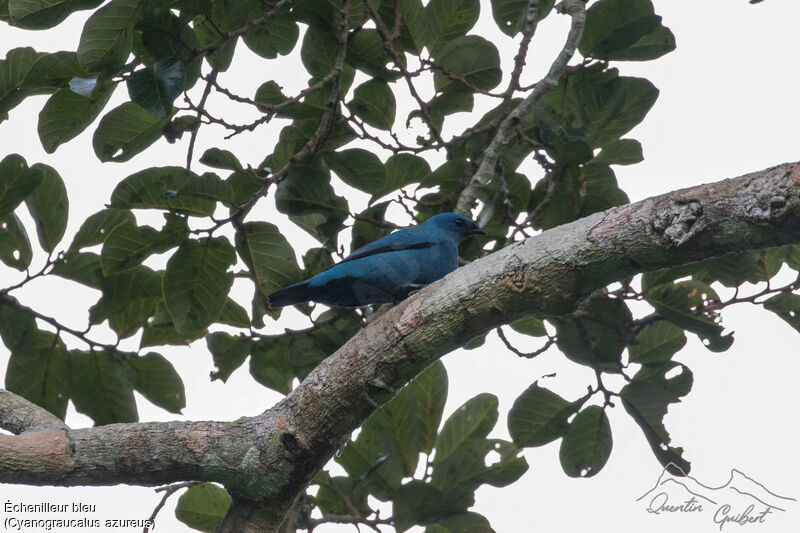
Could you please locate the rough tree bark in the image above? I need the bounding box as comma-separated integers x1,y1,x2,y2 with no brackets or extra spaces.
1,162,799,532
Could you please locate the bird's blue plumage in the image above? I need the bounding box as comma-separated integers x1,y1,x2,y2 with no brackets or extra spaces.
268,213,485,307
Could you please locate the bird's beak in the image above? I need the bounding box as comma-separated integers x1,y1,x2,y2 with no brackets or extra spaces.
469,226,487,236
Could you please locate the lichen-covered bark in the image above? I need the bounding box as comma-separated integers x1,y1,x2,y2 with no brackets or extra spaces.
1,163,799,532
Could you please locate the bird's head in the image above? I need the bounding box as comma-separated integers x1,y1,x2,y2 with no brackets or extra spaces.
424,213,486,240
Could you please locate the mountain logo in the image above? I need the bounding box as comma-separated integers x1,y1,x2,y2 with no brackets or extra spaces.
637,463,795,529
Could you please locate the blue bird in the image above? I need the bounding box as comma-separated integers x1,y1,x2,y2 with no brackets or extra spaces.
268,213,485,307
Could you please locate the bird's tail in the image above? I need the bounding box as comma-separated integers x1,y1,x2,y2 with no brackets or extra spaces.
268,281,312,308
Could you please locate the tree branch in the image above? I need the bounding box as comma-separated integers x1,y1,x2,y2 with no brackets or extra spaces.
0,389,67,434
455,0,587,214
1,163,799,530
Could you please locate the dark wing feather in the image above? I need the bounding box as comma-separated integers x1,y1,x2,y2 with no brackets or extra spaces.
334,241,436,266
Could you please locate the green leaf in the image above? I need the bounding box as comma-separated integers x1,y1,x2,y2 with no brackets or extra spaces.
346,29,394,80
351,202,393,251
89,264,162,337
579,0,674,61
435,393,498,464
174,483,231,533
76,0,141,72
163,237,236,333
300,26,337,77
0,154,40,216
67,208,134,253
0,297,37,351
51,251,104,288
249,337,292,394
509,316,546,336
0,212,33,270
424,0,479,54
593,138,644,166
207,332,251,382
490,0,554,36
199,147,242,171
70,348,138,424
431,438,527,491
314,474,371,516
218,297,250,328
559,406,612,477
92,102,168,162
24,163,68,252
554,296,632,372
384,153,431,198
235,221,302,304
644,280,727,342
386,360,448,474
275,163,348,218
628,320,686,365
126,56,185,118
101,219,184,275
323,148,386,196
22,51,91,90
377,0,426,54
243,12,298,58
110,166,216,215
138,300,206,348
508,382,585,447
351,79,396,130
129,352,185,413
393,481,444,532
620,362,692,475
7,0,102,30
431,512,494,533
763,292,800,333
0,47,43,118
37,83,115,153
432,36,501,93
5,330,70,419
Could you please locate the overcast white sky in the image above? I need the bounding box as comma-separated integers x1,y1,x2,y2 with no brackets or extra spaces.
2,1,800,532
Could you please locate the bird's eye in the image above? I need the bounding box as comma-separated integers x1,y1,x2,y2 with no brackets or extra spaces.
455,219,465,227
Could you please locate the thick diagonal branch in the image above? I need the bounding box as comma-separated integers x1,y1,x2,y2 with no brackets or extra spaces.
1,163,799,532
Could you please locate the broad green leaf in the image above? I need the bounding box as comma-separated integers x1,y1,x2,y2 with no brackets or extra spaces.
163,237,235,333
620,362,692,475
314,474,371,517
0,47,42,117
126,56,185,118
235,221,302,303
243,13,298,58
249,337,292,394
174,483,231,533
323,149,386,196
23,51,90,90
0,297,37,351
275,163,349,218
0,212,32,270
383,153,431,198
613,25,676,61
490,0,555,36
200,148,242,171
70,348,138,424
579,0,673,61
207,332,251,382
593,138,644,165
50,251,104,288
351,201,392,251
432,36,501,93
431,438,527,491
37,83,115,153
377,0,426,53
393,481,445,532
424,0,479,54
763,292,800,333
432,512,493,533
110,166,218,215
129,352,185,413
218,297,250,328
435,393,498,464
300,26,337,77
386,360,448,474
509,316,546,336
0,153,41,216
24,163,68,252
508,382,585,447
92,102,168,162
100,218,185,275
559,406,612,477
346,30,395,80
351,79,396,130
89,264,162,337
138,300,206,348
554,296,632,371
5,330,70,419
76,0,142,72
628,320,686,365
68,208,134,253
7,0,102,29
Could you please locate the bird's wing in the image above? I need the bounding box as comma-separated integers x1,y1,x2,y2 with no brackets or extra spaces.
336,241,437,266
322,225,440,268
